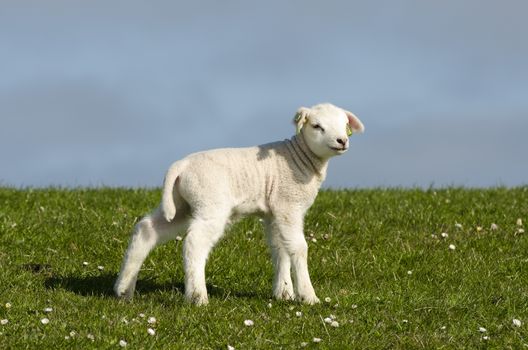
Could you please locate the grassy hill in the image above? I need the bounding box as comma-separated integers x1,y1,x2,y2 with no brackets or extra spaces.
0,187,527,349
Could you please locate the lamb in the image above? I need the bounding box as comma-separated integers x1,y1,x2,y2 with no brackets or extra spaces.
114,103,364,305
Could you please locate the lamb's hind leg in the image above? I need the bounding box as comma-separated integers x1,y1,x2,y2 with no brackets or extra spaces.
114,208,187,299
183,212,229,305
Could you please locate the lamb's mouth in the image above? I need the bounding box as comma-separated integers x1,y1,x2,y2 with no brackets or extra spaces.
330,146,348,152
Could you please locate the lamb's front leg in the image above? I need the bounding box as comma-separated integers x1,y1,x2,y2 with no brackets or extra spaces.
271,214,319,305
265,219,295,300
271,247,295,300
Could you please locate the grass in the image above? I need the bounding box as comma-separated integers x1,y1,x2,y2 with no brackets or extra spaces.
0,187,527,349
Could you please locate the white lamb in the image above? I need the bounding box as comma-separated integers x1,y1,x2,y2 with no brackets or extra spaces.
114,103,364,305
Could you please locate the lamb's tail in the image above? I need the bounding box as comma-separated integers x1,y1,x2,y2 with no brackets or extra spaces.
161,160,185,222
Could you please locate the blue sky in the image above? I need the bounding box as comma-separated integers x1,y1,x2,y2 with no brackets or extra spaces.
1,0,527,188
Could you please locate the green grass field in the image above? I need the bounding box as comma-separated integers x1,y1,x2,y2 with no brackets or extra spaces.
0,187,527,349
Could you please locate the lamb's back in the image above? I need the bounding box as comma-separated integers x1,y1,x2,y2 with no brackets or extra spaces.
177,144,279,214
177,140,320,216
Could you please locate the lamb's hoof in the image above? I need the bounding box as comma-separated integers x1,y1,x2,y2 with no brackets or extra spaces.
163,208,176,222
114,285,135,301
298,294,320,305
186,293,209,306
274,289,295,301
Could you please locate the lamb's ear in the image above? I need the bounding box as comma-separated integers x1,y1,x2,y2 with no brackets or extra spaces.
293,107,310,134
344,110,365,134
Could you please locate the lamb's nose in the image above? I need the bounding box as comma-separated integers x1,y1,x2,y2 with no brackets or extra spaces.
336,138,347,146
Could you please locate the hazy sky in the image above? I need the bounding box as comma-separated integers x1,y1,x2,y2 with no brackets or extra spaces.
1,0,527,188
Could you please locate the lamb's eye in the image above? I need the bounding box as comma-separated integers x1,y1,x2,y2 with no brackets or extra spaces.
312,124,325,132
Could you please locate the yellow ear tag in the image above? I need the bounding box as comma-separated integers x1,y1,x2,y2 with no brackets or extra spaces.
346,124,353,136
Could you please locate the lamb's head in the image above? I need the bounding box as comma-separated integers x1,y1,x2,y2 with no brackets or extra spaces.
293,103,364,159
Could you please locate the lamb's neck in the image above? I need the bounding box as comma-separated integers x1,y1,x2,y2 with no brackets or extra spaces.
286,134,329,180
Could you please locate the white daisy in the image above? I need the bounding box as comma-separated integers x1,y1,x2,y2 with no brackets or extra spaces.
5,303,11,309
40,318,50,325
490,223,498,230
1,319,8,325
295,311,302,317
147,316,157,324
478,327,487,333
324,317,332,324
43,307,53,313
147,328,156,336
119,339,127,347
513,318,522,327
517,218,523,226
448,244,456,251
312,337,322,343
244,319,254,327
440,232,448,238
330,321,339,328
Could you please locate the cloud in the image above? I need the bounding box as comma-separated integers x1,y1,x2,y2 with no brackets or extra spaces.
329,111,528,187
0,0,527,187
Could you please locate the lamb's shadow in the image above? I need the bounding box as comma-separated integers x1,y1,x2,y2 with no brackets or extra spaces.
44,273,265,300
44,273,184,298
